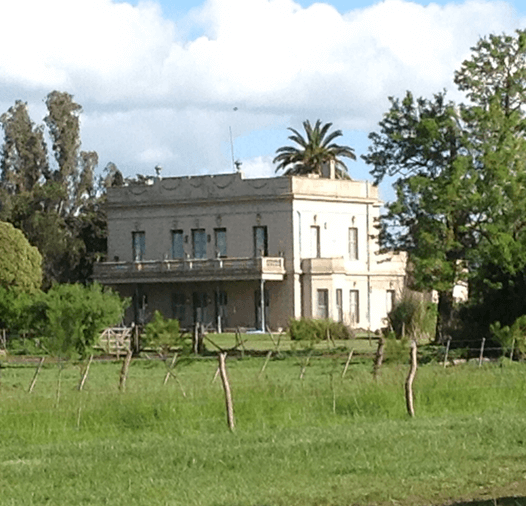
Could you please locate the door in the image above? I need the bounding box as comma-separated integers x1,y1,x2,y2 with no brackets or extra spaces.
193,292,208,324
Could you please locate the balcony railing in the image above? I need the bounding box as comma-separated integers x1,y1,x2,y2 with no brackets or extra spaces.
93,256,286,283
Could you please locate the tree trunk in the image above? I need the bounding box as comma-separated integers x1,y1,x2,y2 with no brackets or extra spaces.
435,290,454,344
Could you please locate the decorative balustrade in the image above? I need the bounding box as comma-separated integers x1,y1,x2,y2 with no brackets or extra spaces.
94,256,285,283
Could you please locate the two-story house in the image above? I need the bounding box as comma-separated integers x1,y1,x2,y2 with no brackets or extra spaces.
93,170,406,331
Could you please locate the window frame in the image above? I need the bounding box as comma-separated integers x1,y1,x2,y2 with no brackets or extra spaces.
317,289,329,319
348,227,359,260
349,289,360,325
171,229,184,259
214,228,227,258
192,229,207,259
132,231,145,262
253,226,268,257
310,225,321,258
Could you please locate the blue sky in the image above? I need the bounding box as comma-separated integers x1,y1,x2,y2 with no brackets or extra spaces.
1,0,525,202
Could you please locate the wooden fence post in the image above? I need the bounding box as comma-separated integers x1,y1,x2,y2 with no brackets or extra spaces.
28,356,45,394
78,354,93,391
258,350,273,379
55,360,63,409
443,338,451,368
405,340,418,417
119,349,133,392
478,338,486,367
341,349,354,379
192,323,204,355
373,337,385,380
299,352,312,380
218,352,235,431
163,353,178,385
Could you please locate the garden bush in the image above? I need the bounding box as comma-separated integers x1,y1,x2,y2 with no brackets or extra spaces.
144,311,189,357
288,317,353,342
387,292,436,340
490,314,526,359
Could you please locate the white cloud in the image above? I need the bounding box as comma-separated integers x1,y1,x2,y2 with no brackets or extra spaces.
0,0,524,192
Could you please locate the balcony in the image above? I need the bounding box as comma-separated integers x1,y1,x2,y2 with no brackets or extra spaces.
93,257,286,284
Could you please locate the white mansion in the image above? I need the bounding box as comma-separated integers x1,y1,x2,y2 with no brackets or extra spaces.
93,169,406,332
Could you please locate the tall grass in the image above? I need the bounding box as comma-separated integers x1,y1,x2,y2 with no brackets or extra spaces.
1,357,526,505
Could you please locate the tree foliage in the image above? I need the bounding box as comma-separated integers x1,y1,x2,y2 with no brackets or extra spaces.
274,120,355,179
0,91,107,287
0,101,48,193
0,286,35,332
363,91,476,342
36,283,128,359
0,221,42,292
364,28,526,342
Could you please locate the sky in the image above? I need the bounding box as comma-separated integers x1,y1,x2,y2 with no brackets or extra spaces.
1,0,525,203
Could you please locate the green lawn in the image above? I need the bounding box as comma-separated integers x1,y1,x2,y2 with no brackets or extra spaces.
202,330,378,355
1,354,526,505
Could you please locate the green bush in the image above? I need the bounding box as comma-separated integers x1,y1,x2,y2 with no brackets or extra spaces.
387,293,436,340
490,314,526,359
36,283,129,359
288,318,353,342
144,311,188,357
0,221,42,292
383,333,410,364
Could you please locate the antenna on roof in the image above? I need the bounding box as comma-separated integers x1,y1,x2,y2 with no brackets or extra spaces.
229,106,238,172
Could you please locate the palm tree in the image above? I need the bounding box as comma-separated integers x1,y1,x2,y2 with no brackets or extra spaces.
273,120,356,179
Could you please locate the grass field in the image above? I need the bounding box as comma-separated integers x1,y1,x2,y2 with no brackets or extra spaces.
1,347,526,505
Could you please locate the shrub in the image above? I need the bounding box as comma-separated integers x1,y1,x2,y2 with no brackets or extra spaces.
0,221,42,292
144,311,188,357
490,315,526,359
387,293,436,340
288,318,353,342
36,283,129,359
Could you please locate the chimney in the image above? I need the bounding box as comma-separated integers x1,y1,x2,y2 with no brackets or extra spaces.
154,165,162,182
321,159,336,179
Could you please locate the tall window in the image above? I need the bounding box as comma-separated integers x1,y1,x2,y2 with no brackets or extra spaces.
317,289,329,319
349,290,359,324
132,231,145,261
386,290,396,315
348,227,358,260
192,229,207,259
214,228,227,258
253,226,268,257
336,289,343,322
172,293,186,323
310,226,320,258
171,230,184,259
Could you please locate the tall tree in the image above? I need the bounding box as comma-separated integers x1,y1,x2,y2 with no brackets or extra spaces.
0,91,103,288
365,29,526,342
0,101,48,195
363,91,476,342
274,120,355,178
453,30,526,336
44,91,96,216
